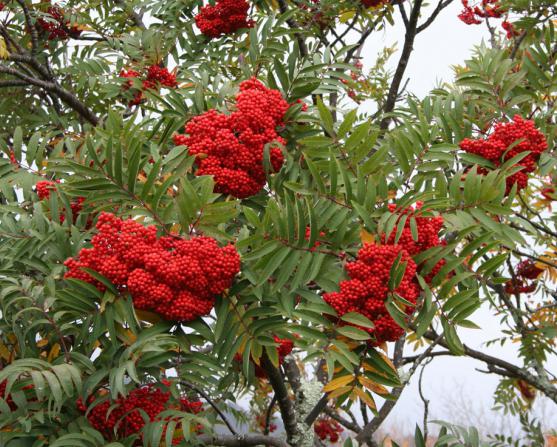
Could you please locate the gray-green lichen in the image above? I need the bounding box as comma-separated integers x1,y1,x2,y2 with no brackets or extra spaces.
292,378,323,447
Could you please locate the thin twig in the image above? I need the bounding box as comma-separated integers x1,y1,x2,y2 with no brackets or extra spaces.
180,381,238,436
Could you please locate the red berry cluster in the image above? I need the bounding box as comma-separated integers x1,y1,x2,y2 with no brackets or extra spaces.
64,213,240,321
361,0,389,8
36,180,58,200
458,0,517,38
314,417,343,443
324,244,420,345
173,78,290,199
0,3,5,11
505,260,543,295
37,3,82,41
305,226,326,251
459,115,548,194
120,65,177,106
383,203,447,283
35,180,85,224
341,60,365,102
195,0,254,39
78,384,202,442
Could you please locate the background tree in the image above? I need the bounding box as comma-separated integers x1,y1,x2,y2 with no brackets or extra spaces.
0,0,556,446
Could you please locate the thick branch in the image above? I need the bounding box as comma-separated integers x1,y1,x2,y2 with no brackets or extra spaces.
261,354,298,444
0,65,99,125
15,0,39,54
197,434,289,447
422,330,557,404
379,0,424,130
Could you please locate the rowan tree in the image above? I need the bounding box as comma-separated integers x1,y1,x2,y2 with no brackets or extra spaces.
0,0,556,446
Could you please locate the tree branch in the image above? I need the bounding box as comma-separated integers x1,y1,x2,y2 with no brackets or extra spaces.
379,0,424,130
422,330,557,404
180,381,237,436
356,337,406,443
416,0,453,33
196,434,290,447
261,354,299,444
114,0,146,29
0,65,99,125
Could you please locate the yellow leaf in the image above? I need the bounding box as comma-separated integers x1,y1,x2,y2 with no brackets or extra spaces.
47,343,61,362
360,228,375,245
358,376,389,395
0,37,10,60
0,343,11,362
327,386,353,400
323,374,355,392
136,309,162,324
36,339,49,348
339,10,356,23
354,386,377,410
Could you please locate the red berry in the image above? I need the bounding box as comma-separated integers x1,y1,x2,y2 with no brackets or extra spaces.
173,78,290,199
64,213,240,321
459,115,547,194
314,417,343,443
195,0,254,39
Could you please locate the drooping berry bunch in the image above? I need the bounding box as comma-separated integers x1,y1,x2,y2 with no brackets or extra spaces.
458,0,517,38
64,213,240,321
195,0,254,39
173,78,290,199
37,2,82,41
324,244,420,344
314,417,344,443
119,65,177,106
35,180,86,224
382,203,447,283
77,384,202,442
459,115,548,194
505,260,544,295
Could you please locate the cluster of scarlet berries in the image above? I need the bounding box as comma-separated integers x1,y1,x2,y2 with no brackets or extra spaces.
0,3,5,12
37,2,82,41
64,213,240,321
314,417,343,443
458,0,517,38
77,383,202,442
504,260,544,295
459,115,548,194
0,380,34,411
173,78,290,199
195,0,254,39
235,336,294,379
120,65,177,106
324,204,445,345
341,60,365,102
35,180,85,224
